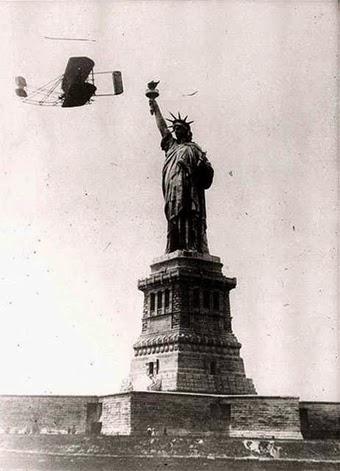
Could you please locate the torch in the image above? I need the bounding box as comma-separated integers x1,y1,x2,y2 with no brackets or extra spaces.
145,81,160,115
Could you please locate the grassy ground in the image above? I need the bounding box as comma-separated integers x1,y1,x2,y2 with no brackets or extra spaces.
1,454,340,471
0,435,339,470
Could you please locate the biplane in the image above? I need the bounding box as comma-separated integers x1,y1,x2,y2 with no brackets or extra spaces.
15,57,123,107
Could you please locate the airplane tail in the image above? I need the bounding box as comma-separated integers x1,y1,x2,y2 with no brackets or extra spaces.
112,71,123,95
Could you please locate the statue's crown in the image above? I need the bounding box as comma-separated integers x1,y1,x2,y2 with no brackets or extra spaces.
166,112,194,129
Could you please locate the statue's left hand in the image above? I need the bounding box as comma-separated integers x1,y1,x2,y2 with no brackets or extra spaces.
197,154,207,167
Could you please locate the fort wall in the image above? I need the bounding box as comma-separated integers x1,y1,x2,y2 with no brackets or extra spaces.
0,394,339,439
300,401,340,439
0,395,97,435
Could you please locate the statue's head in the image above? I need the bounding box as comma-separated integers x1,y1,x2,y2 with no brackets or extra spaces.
167,112,193,143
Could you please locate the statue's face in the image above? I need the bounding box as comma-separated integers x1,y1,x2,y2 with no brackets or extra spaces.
174,124,188,142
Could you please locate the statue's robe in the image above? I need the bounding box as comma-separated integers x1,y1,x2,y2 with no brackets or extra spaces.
161,133,214,253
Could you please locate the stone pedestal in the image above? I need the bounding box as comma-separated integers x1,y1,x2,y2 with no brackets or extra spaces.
126,251,255,395
100,392,303,439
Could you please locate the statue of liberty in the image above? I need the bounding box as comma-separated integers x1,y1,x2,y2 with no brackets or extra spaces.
147,83,214,254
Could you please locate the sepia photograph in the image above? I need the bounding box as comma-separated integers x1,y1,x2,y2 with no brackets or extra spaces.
0,0,338,469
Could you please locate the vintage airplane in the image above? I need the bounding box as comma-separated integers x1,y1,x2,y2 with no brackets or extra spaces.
15,57,123,108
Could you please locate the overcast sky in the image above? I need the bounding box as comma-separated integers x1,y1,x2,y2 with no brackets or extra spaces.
0,0,338,401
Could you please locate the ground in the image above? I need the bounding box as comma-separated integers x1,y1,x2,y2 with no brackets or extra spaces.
0,435,340,470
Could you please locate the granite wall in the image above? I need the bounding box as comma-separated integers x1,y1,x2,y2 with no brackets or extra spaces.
100,394,131,435
100,391,302,439
0,395,98,435
1,393,338,440
299,401,340,439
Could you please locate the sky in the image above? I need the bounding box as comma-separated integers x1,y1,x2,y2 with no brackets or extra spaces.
0,0,338,401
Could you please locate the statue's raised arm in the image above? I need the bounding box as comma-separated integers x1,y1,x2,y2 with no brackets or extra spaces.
149,98,169,138
145,81,169,138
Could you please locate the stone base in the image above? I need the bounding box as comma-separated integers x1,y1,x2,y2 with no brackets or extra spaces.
100,391,303,440
128,251,256,395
